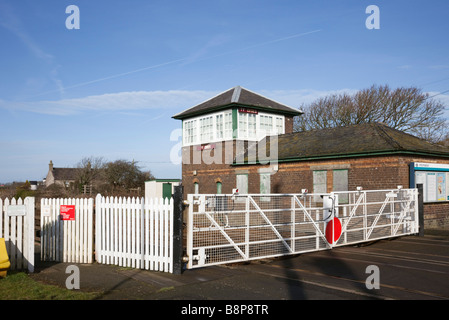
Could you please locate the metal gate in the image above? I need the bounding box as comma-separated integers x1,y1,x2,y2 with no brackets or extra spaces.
185,188,419,269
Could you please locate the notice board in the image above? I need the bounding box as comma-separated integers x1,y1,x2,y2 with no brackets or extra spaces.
410,162,449,203
60,205,75,221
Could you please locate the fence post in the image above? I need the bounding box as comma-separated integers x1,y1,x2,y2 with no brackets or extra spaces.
25,197,35,273
172,185,184,274
417,184,424,237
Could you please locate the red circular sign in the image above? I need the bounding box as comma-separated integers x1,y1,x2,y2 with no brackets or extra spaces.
325,217,342,243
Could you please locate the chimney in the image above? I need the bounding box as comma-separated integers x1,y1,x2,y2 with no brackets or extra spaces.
49,160,54,171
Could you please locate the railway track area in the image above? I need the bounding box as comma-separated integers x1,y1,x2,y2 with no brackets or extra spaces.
233,234,449,300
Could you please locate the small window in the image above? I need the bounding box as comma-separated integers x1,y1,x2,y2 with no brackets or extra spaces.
236,174,248,194
216,182,222,194
260,173,270,194
313,171,327,201
260,173,271,201
194,182,199,194
333,169,348,203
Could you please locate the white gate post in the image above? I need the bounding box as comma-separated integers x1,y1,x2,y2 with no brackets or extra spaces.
95,194,102,264
25,197,35,273
186,194,194,269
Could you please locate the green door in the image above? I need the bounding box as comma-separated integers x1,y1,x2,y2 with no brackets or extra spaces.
162,183,172,200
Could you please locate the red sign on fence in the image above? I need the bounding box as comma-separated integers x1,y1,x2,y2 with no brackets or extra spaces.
60,205,75,221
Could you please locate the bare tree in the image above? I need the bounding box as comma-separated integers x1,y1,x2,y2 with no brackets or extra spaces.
74,156,106,193
103,159,154,192
294,85,448,143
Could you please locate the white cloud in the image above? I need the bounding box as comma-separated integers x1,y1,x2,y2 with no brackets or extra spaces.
0,88,368,116
7,87,444,118
0,90,216,116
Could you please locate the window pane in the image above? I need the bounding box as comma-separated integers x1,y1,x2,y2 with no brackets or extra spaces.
275,117,284,135
216,182,222,194
194,182,199,194
260,115,273,135
260,173,270,194
248,113,256,138
236,174,248,194
238,113,247,139
333,170,348,203
216,114,223,139
313,171,327,201
184,119,197,145
224,112,232,139
200,116,213,143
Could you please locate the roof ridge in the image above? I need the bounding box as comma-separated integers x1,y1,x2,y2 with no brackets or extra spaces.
230,86,242,103
239,87,300,113
173,86,302,119
171,86,236,118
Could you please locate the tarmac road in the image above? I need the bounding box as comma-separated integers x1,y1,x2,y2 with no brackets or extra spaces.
30,232,449,303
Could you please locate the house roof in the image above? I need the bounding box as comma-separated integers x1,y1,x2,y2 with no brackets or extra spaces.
172,86,302,120
236,123,449,164
51,168,79,181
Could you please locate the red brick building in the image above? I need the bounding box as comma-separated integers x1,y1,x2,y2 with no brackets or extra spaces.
173,87,449,230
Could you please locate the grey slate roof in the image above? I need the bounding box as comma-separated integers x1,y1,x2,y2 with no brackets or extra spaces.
237,123,449,164
51,168,79,181
172,86,302,119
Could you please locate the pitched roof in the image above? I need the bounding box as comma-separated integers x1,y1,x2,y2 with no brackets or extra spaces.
172,86,302,119
51,168,79,181
237,123,449,164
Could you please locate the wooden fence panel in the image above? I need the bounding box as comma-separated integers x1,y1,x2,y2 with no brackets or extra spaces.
0,197,35,272
40,198,93,263
95,195,174,273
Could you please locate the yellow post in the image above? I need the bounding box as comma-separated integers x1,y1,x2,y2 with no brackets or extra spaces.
0,238,10,277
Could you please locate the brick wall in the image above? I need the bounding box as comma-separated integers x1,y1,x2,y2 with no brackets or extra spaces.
182,147,449,230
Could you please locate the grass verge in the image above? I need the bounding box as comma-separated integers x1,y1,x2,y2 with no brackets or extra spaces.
0,271,102,300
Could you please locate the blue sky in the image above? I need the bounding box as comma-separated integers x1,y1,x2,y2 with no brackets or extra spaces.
0,0,448,183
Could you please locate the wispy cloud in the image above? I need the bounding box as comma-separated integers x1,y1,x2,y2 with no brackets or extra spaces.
0,90,215,116
26,29,322,99
0,2,64,97
429,65,449,70
0,88,361,116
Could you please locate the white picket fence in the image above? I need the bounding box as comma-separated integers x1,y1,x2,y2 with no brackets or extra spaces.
0,197,35,272
95,195,174,273
40,198,93,263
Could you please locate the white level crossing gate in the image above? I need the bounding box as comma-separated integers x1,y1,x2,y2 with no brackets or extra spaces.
186,188,419,269
40,195,176,273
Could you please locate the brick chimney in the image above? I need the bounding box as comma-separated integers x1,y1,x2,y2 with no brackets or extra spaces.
49,160,54,171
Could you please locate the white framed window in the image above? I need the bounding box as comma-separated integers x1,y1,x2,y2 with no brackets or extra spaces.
237,112,257,139
182,110,285,146
200,116,213,143
216,114,223,140
275,116,284,135
224,111,233,139
260,115,273,135
238,112,248,139
248,113,256,138
184,119,197,145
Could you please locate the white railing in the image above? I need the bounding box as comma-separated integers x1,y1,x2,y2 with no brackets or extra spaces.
0,197,35,272
95,195,174,273
186,188,419,269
